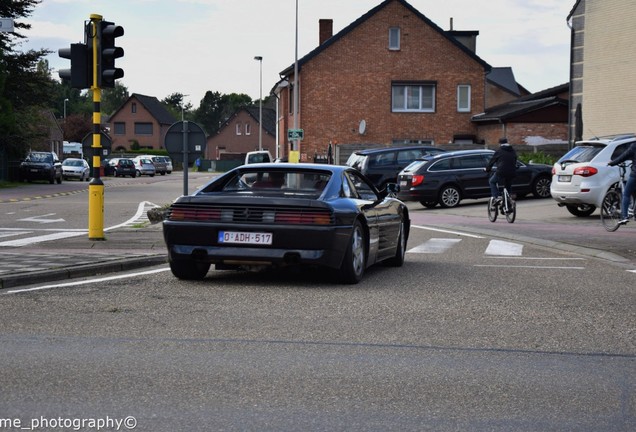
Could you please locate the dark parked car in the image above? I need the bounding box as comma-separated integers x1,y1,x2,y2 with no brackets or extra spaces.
163,163,410,284
107,158,137,177
397,149,553,208
19,151,63,184
61,158,90,181
346,145,445,189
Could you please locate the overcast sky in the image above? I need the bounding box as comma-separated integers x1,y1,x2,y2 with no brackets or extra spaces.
18,0,574,107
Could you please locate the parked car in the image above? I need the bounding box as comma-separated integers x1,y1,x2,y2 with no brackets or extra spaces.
19,151,63,184
245,150,273,164
163,163,410,284
159,156,173,174
108,158,137,178
61,158,90,181
550,134,635,216
132,157,156,177
141,155,167,175
345,145,445,189
397,149,553,208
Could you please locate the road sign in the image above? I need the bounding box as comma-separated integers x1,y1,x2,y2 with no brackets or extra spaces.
288,128,304,141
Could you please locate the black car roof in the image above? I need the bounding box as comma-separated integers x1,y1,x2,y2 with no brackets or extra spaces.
353,145,440,156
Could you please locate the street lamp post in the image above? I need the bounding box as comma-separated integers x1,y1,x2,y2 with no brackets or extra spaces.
254,56,263,151
63,98,69,119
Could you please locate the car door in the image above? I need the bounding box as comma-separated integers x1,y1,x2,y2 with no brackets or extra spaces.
454,154,491,197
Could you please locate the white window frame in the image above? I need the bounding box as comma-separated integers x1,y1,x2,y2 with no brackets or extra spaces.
389,27,400,50
392,83,436,112
457,84,471,112
235,123,242,135
245,123,251,135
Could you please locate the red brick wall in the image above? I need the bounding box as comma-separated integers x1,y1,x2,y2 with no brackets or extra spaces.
278,1,487,161
206,110,275,160
109,96,167,150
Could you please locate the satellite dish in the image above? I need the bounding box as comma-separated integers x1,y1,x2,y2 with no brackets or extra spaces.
358,119,366,135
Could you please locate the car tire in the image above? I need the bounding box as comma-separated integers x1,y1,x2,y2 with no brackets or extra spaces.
169,259,210,280
338,220,367,284
385,218,406,267
419,201,437,208
136,169,141,177
566,203,596,217
532,176,552,198
438,185,461,208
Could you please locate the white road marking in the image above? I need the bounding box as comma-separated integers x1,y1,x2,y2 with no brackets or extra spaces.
474,265,586,270
17,213,65,224
5,267,171,294
411,225,484,238
485,239,523,256
0,201,156,247
0,231,31,239
408,238,462,254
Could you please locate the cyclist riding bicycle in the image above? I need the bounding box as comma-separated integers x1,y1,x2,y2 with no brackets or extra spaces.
485,137,517,204
607,141,636,225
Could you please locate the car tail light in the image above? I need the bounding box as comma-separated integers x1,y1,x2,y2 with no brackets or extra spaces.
411,174,425,187
169,208,221,221
573,166,598,177
551,167,556,175
275,211,332,225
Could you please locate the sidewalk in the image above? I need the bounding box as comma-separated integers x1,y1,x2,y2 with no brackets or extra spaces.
0,223,167,289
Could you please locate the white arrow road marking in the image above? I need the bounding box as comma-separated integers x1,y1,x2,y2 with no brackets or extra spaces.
0,231,31,239
485,239,523,256
408,238,462,254
0,201,155,247
17,213,65,224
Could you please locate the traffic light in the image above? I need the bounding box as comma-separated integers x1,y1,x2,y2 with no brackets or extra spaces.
58,43,91,89
98,20,124,88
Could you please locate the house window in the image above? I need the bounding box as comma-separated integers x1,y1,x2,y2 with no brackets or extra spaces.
114,122,126,135
245,123,251,135
392,83,436,112
389,27,400,50
457,84,471,112
235,123,242,135
134,122,153,135
131,103,137,114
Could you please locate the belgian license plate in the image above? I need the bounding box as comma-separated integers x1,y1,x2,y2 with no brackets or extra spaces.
558,175,572,182
400,180,408,187
218,231,272,245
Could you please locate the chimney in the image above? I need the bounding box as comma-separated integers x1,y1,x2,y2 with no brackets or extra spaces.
319,19,333,45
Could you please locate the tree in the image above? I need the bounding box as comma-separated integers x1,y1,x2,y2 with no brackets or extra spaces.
162,92,192,120
192,91,252,135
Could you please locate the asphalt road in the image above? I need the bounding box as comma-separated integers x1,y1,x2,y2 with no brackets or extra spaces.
1,223,634,431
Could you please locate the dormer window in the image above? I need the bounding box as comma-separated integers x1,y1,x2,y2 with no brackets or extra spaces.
389,27,400,50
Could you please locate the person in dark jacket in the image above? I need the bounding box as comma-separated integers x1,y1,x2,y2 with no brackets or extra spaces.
607,142,636,224
485,137,517,202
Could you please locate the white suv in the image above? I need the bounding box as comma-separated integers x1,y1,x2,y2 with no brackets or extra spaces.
550,134,635,216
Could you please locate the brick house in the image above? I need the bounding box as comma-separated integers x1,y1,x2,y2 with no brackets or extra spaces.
108,93,177,151
567,0,636,143
472,83,569,150
274,0,494,163
205,106,276,160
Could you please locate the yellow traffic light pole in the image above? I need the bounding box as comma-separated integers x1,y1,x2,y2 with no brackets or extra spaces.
88,14,104,240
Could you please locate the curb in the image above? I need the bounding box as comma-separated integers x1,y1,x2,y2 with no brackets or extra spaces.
0,255,167,290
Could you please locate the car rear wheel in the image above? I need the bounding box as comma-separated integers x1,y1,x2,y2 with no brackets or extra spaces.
532,176,552,198
136,169,142,177
566,203,596,217
438,185,461,208
169,259,210,280
339,220,366,284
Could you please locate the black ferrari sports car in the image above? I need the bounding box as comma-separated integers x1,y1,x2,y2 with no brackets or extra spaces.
163,163,410,283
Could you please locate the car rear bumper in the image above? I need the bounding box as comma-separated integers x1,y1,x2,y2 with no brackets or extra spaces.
163,221,352,269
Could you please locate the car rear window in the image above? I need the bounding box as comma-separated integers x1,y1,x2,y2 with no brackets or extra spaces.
557,145,605,163
212,170,332,196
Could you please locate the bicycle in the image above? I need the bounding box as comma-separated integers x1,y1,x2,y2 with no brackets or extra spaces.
600,163,635,232
487,183,516,223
